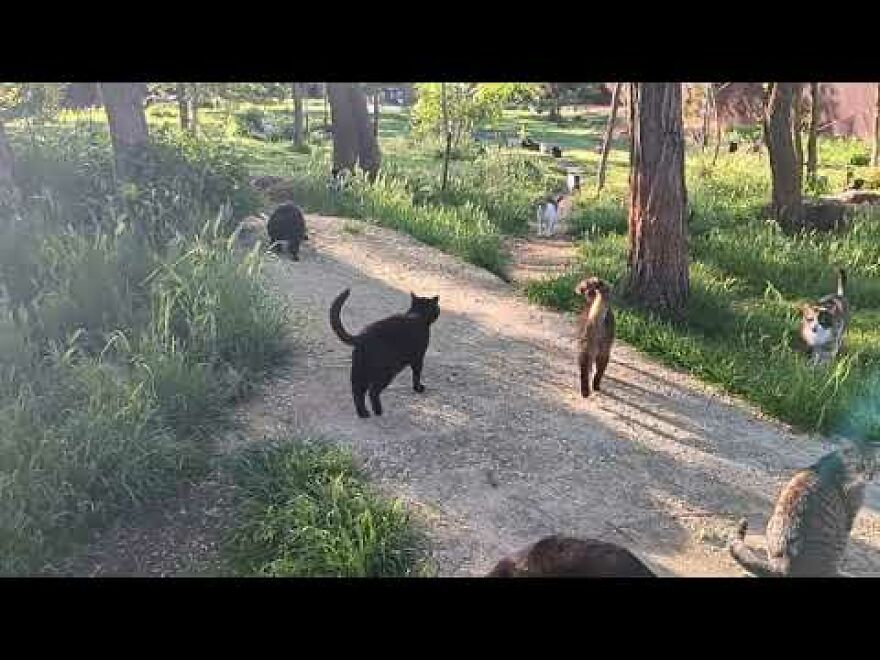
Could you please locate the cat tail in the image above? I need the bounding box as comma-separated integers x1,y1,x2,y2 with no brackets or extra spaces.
330,289,358,346
728,519,781,578
837,268,847,297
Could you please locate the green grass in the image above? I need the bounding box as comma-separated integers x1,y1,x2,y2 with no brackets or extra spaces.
526,147,880,438
222,438,430,577
0,126,289,574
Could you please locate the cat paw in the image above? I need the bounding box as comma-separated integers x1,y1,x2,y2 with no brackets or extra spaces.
356,409,371,419
413,384,425,393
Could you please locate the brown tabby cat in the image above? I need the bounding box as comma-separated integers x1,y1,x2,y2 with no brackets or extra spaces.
729,437,877,577
575,277,615,398
487,535,656,577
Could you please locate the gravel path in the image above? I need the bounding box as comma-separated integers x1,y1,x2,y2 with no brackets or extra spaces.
240,214,880,577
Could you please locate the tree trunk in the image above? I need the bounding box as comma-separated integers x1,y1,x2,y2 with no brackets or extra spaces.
441,82,451,192
596,82,622,194
627,83,689,318
711,83,722,168
176,83,190,132
764,83,804,232
0,120,14,184
188,83,199,135
292,83,304,147
99,83,150,181
873,82,880,167
372,93,380,138
328,83,381,180
807,82,820,183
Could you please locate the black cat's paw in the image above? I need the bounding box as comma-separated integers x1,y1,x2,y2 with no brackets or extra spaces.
356,409,371,419
413,383,425,393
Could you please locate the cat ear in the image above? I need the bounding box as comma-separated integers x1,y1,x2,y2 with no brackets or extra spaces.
432,296,439,304
410,292,417,301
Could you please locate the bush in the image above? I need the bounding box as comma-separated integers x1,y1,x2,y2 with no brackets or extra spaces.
223,439,428,577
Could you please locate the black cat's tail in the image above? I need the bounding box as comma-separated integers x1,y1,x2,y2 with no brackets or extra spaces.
330,288,358,346
728,519,780,578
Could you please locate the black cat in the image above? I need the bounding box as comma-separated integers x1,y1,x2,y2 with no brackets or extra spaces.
330,288,440,419
267,203,308,260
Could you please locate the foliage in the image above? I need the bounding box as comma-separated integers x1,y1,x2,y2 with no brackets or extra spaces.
411,83,534,149
223,439,428,577
0,122,289,574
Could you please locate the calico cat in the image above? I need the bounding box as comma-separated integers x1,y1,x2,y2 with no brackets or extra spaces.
267,203,308,260
487,535,656,577
330,288,440,419
800,268,849,366
729,437,877,577
575,277,615,398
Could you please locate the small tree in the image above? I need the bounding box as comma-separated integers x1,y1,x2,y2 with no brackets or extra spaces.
292,83,304,148
411,83,534,151
440,82,451,192
176,83,190,132
596,82,623,194
626,83,689,318
0,120,13,185
806,83,820,184
99,82,150,181
873,82,879,167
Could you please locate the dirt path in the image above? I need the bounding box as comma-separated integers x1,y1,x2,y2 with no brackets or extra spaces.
60,212,880,577
238,214,880,577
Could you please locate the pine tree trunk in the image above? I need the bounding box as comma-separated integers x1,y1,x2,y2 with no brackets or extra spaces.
176,83,190,132
627,83,689,318
596,82,622,194
99,82,150,181
807,82,820,183
873,82,880,167
441,82,451,192
764,83,804,232
0,120,14,184
292,83,304,147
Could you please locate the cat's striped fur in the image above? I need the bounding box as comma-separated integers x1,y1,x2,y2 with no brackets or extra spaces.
729,437,877,577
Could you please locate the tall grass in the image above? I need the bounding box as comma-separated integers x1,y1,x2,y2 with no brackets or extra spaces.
0,126,288,574
223,439,429,577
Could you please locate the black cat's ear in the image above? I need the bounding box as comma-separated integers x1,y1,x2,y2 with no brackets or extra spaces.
410,292,417,302
432,296,439,304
